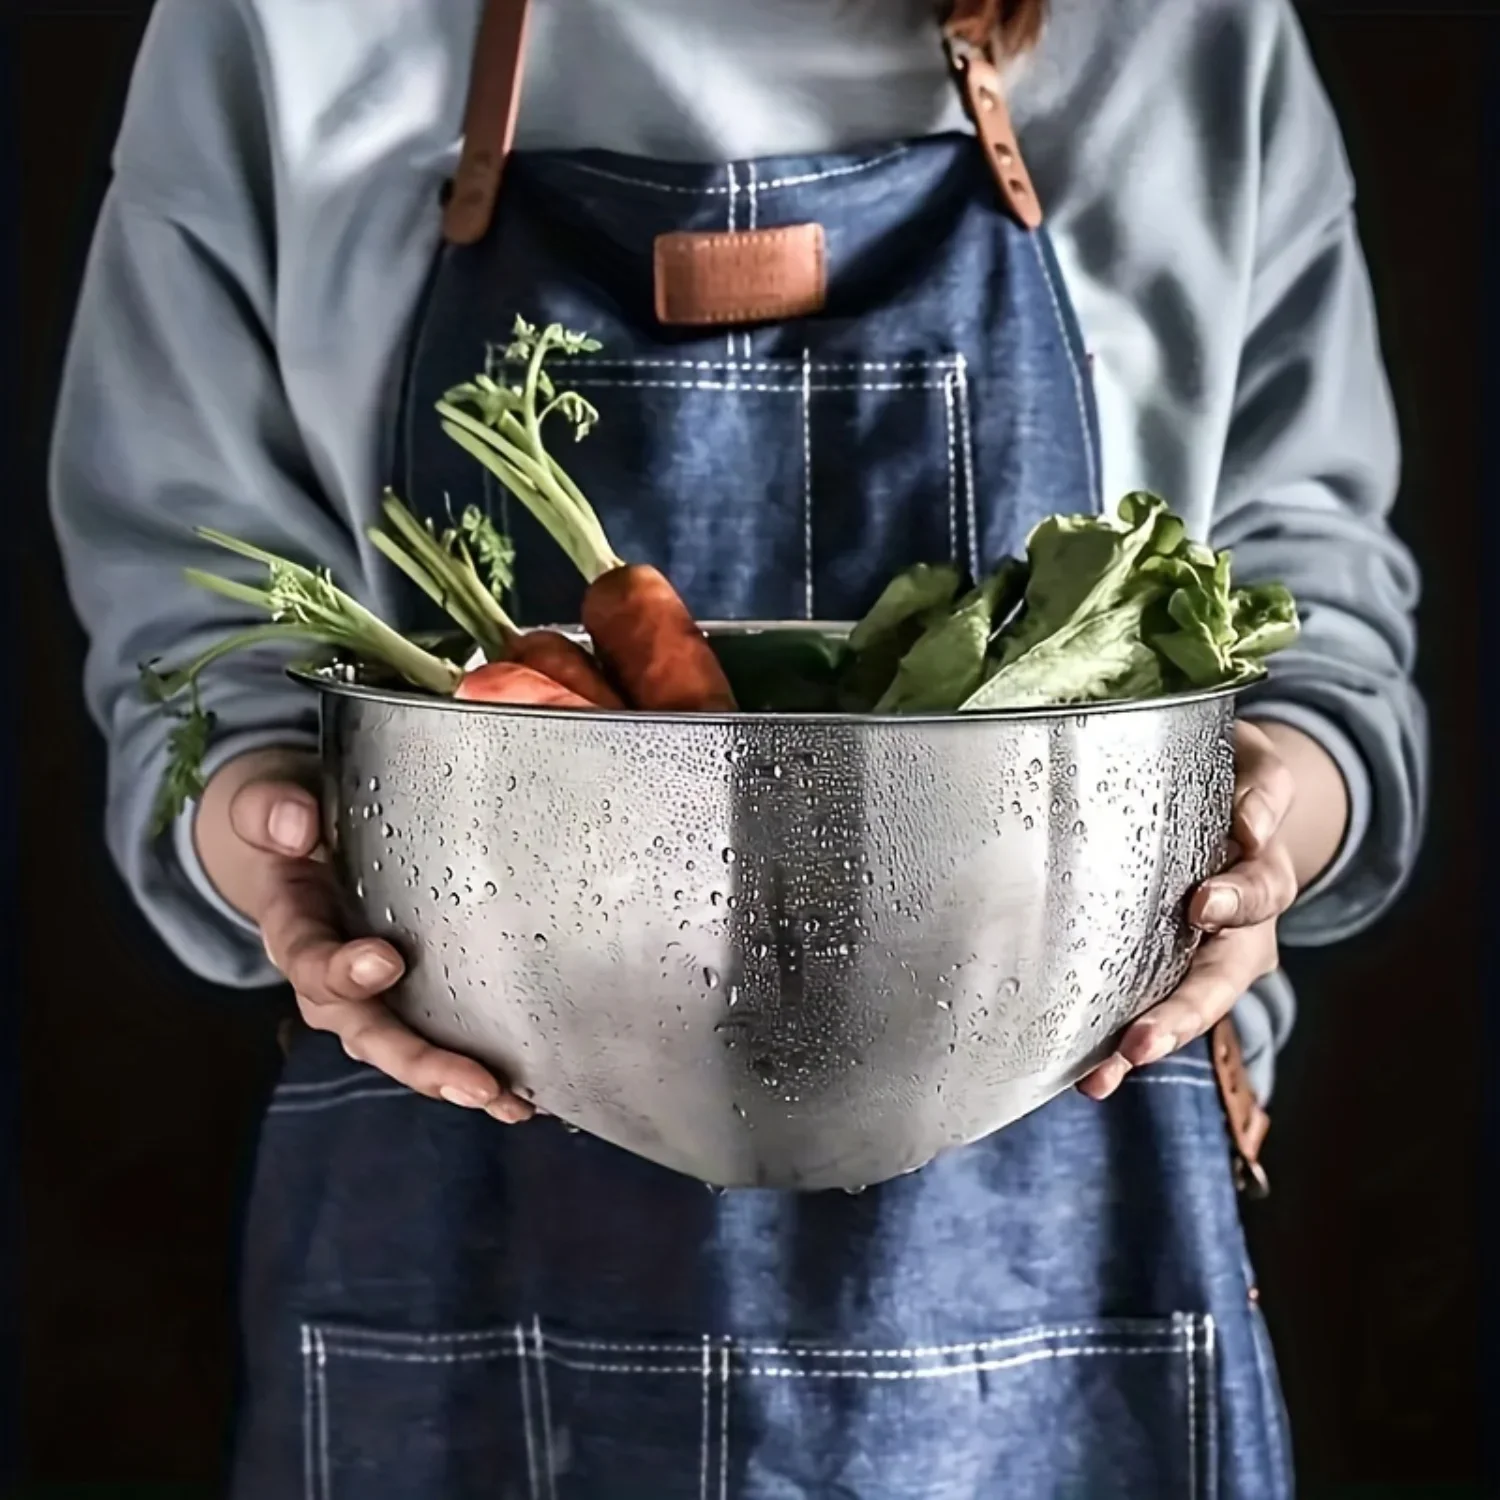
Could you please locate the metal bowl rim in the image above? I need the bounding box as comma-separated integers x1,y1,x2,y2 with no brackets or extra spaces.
291,619,1245,727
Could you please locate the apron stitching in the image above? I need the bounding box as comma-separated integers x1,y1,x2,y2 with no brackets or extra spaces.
515,1323,541,1500
725,163,739,358
955,353,979,577
566,358,955,373
942,370,958,565
267,1087,411,1114
1204,1314,1220,1500
719,1340,732,1500
313,1327,331,1500
744,1343,1179,1379
1127,1076,1216,1091
1184,1313,1198,1500
300,1325,316,1500
317,1344,522,1364
531,1317,559,1500
558,149,909,197
699,1335,712,1500
1028,233,1100,508
565,377,947,393
540,1321,1161,1358
801,348,814,619
275,1073,385,1095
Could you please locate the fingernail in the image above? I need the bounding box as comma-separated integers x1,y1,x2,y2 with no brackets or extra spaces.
268,799,316,853
486,1096,533,1125
440,1085,492,1110
1199,885,1240,930
349,950,400,988
1121,1022,1177,1068
1238,790,1275,849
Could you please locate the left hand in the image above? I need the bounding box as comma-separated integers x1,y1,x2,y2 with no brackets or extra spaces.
1078,720,1300,1100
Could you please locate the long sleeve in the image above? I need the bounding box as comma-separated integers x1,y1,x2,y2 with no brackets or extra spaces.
49,0,368,988
1213,6,1428,946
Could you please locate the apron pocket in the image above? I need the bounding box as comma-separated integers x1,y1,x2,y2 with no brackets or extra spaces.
506,353,973,625
721,1314,1218,1500
304,1313,1215,1500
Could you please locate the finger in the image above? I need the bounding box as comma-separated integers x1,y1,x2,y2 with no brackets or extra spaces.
1077,1052,1133,1100
232,778,322,858
1191,844,1298,932
1115,925,1277,1068
259,860,405,1003
1232,725,1297,854
300,994,533,1123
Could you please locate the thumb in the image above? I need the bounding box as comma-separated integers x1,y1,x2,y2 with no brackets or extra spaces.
230,778,322,858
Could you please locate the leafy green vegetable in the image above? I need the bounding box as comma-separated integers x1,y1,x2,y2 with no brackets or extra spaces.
710,629,846,712
876,561,1028,713
141,526,465,835
948,493,1299,713
847,563,963,654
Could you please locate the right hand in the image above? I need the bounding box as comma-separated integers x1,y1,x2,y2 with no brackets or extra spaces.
195,748,534,1123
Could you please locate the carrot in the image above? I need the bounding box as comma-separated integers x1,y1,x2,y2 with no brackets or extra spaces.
437,319,737,714
508,629,625,708
581,565,735,712
454,661,595,707
369,492,622,708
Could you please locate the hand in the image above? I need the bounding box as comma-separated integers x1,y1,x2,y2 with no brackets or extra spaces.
1077,720,1301,1100
195,748,534,1123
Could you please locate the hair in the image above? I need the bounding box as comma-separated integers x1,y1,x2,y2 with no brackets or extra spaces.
998,0,1048,54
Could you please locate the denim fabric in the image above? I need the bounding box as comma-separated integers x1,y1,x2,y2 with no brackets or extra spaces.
231,135,1290,1498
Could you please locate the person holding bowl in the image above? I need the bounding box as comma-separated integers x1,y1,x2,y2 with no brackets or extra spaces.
51,0,1425,1493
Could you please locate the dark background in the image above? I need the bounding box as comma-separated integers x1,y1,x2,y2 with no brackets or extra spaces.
15,3,1487,1495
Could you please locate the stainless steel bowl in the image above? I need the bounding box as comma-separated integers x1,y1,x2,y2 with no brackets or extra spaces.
304,624,1236,1191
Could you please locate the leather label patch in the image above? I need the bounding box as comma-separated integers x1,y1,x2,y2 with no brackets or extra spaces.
653,224,827,327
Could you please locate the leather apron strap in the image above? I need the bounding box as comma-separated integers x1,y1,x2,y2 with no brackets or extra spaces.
443,0,533,245
436,0,1271,1196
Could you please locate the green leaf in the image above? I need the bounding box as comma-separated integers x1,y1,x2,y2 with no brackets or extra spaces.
992,492,1183,671
963,600,1165,710
875,563,1025,713
847,563,963,653
710,629,846,712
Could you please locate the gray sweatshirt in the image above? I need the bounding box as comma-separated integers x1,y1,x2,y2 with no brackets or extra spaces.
49,0,1427,1100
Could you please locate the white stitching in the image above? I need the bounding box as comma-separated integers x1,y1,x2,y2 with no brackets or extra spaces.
314,1327,330,1500
544,1320,1160,1358
564,358,958,373
515,1324,540,1500
1205,1314,1220,1500
275,1074,381,1096
955,352,979,578
698,1335,711,1500
316,1319,1171,1360
942,370,958,565
1184,1314,1198,1500
563,378,949,393
300,1325,316,1500
743,1344,1180,1380
1125,1077,1217,1091
1029,233,1099,507
267,1087,412,1114
718,1340,731,1500
559,148,909,196
532,1317,558,1500
801,348,814,619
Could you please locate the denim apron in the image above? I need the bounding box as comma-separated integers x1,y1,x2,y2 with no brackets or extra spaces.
229,12,1292,1500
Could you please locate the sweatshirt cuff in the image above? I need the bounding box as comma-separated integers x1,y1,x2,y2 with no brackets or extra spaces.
171,727,321,938
1241,699,1371,905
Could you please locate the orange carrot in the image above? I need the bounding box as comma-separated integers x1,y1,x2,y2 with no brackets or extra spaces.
509,629,625,709
581,565,735,712
454,661,595,707
437,323,740,714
